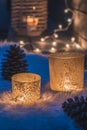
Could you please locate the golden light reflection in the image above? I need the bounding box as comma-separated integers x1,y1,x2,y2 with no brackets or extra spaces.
64,84,70,91
34,48,41,53
49,52,84,92
12,73,41,105
50,47,57,53
27,16,39,30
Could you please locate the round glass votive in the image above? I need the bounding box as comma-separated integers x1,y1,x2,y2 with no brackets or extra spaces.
12,73,41,103
49,52,84,92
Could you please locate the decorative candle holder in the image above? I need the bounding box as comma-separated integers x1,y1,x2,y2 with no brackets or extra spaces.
11,0,48,36
49,52,84,92
12,73,41,104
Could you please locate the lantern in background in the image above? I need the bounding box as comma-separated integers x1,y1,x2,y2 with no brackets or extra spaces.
11,0,48,36
12,73,41,104
49,52,84,92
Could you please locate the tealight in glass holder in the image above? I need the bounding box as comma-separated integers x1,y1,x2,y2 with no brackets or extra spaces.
12,73,41,104
49,52,84,92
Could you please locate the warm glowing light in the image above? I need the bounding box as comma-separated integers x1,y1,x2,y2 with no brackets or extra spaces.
34,48,41,53
58,24,63,29
54,33,59,38
27,16,39,29
19,40,25,48
67,18,72,23
75,43,81,49
12,73,41,104
41,38,45,42
18,96,25,102
64,9,68,13
19,40,24,45
52,41,57,46
64,84,70,90
38,0,73,46
50,47,57,53
33,6,36,10
65,44,70,48
71,37,76,42
49,52,84,91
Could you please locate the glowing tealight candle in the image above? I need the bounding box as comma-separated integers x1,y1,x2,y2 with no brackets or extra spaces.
19,40,24,45
49,52,84,92
27,16,39,30
12,73,41,104
64,84,70,90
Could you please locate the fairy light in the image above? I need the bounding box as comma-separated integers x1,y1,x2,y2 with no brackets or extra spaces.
75,43,81,49
64,9,68,13
34,48,41,53
38,0,74,48
58,24,63,29
19,40,25,48
19,40,24,45
65,44,70,48
54,33,59,38
50,47,57,53
52,41,57,46
32,0,80,54
67,18,72,23
40,38,45,42
71,37,76,42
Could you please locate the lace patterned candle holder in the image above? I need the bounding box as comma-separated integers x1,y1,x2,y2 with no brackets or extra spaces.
12,73,41,104
49,52,84,92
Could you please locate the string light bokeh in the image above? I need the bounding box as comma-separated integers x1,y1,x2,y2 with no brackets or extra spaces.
13,0,84,53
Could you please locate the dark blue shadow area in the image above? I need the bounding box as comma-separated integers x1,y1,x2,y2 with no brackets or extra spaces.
84,71,87,87
26,54,50,87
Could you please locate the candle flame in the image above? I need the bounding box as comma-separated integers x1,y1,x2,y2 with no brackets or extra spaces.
27,16,39,27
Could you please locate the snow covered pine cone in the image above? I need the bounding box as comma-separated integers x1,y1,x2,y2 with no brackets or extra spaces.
1,44,28,81
62,96,87,129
